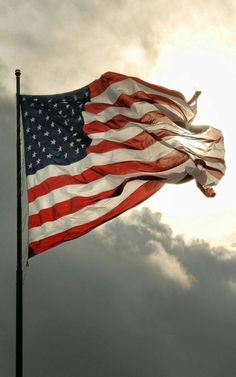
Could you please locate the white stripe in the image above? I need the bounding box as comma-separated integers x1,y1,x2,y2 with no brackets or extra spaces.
29,174,125,216
88,122,146,145
88,123,225,167
27,125,225,190
91,78,193,115
83,101,157,124
84,99,185,125
29,179,147,242
27,140,173,188
29,159,194,216
154,102,186,122
88,120,194,146
190,166,220,187
169,135,225,161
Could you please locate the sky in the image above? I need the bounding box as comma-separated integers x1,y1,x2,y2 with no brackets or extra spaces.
0,0,236,376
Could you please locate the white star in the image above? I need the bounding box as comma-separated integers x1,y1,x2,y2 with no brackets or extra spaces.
24,111,28,117
36,158,41,165
30,103,35,107
58,146,62,152
44,131,49,136
28,163,32,169
78,116,82,121
33,98,39,102
26,127,30,133
63,136,68,141
70,126,74,131
53,103,58,108
71,109,75,115
30,117,35,122
51,139,56,145
70,142,74,147
38,109,42,114
47,153,52,159
32,151,37,158
59,110,63,115
64,152,68,158
73,132,78,137
32,134,36,140
37,125,42,130
75,147,80,154
57,128,62,134
38,141,41,148
45,115,50,121
66,104,70,108
51,122,55,127
42,147,46,152
27,145,32,151
64,120,68,125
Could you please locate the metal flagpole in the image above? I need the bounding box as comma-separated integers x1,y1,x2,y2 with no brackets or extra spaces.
15,69,23,377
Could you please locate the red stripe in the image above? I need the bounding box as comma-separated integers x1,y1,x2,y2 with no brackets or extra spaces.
89,72,126,98
85,91,185,116
28,150,189,202
83,114,139,134
89,72,186,101
84,115,179,136
29,180,164,257
86,128,181,154
29,179,131,228
86,131,155,154
129,76,186,101
84,102,109,114
115,91,186,112
205,168,223,180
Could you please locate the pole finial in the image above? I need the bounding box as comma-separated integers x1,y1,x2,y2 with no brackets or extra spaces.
15,69,21,77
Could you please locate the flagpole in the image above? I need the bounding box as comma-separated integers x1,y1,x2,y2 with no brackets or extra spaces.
15,69,23,377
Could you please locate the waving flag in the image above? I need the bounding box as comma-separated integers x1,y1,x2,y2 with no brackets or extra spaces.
20,72,225,257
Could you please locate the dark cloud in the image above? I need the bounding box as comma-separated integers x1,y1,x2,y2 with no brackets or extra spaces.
0,68,235,376
1,207,236,376
0,1,236,376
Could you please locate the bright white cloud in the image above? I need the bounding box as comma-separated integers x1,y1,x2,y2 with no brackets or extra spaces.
0,0,235,242
148,241,194,289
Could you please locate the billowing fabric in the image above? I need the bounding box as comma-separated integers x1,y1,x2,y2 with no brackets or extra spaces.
21,72,225,257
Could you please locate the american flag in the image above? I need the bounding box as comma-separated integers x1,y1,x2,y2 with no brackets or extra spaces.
21,72,225,257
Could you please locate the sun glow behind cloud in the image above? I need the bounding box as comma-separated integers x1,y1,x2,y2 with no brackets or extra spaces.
139,39,236,244
0,0,235,246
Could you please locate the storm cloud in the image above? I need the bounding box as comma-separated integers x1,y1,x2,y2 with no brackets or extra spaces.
1,1,236,376
1,208,236,376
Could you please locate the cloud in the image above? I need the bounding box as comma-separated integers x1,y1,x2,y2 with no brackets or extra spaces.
228,279,236,294
1,1,236,376
2,0,236,94
148,241,194,289
1,204,236,376
19,208,236,377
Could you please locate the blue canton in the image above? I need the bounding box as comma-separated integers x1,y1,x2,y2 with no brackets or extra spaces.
20,85,91,176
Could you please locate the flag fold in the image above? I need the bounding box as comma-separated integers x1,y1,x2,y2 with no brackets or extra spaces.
20,72,225,257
